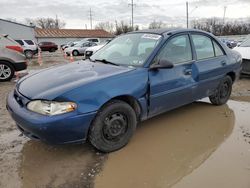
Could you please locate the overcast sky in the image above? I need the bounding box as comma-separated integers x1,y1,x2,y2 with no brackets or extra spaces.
0,0,250,29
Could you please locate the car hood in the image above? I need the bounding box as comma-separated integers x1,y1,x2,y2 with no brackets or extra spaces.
17,60,135,100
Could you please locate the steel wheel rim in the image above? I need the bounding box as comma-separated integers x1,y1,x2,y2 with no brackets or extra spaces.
26,51,33,58
220,81,230,98
0,64,11,79
102,113,128,141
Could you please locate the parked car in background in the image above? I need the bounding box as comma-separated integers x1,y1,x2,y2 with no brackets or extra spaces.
64,41,97,56
0,34,27,81
234,37,250,75
38,42,58,52
61,41,78,50
79,38,101,44
15,39,38,59
85,39,112,59
7,29,242,152
220,38,237,49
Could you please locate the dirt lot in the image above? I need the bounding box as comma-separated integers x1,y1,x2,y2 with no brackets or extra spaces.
0,51,250,188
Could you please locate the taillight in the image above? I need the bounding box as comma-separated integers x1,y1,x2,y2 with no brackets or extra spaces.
6,45,23,53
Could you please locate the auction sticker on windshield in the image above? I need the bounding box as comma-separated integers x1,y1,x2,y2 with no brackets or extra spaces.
141,34,161,40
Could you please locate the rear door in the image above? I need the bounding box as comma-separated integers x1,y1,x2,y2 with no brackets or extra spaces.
149,34,196,117
190,33,228,100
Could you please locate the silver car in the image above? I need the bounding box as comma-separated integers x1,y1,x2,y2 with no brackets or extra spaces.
0,34,27,82
64,41,97,56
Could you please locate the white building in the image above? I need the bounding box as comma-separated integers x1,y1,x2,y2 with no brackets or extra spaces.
0,18,114,44
0,18,36,40
35,28,114,45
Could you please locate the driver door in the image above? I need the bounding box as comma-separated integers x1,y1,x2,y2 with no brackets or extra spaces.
149,34,196,117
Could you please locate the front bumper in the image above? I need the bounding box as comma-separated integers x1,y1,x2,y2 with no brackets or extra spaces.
6,90,96,144
242,60,250,75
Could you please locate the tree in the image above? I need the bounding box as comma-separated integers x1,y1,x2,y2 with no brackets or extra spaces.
191,17,250,35
25,17,66,29
148,20,166,29
95,21,115,33
114,21,139,35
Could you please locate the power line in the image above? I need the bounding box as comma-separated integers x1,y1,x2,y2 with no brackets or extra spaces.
128,0,136,30
89,8,93,29
223,6,227,24
186,1,189,28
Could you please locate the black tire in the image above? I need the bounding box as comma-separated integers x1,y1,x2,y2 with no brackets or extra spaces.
24,50,33,59
0,61,15,82
49,48,56,52
72,50,79,56
209,76,232,105
89,100,137,153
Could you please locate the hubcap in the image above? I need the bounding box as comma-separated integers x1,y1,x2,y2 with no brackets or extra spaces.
220,81,229,98
26,51,33,58
0,64,11,80
103,113,128,141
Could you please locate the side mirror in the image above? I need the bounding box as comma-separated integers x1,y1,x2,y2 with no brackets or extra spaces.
150,59,174,70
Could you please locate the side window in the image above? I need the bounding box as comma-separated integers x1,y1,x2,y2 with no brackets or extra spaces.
192,34,214,60
92,39,98,42
15,40,24,45
157,35,192,64
213,41,224,56
24,40,34,45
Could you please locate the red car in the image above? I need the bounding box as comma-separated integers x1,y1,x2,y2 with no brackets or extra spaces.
38,42,58,52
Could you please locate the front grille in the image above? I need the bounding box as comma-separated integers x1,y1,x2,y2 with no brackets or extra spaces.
14,89,24,107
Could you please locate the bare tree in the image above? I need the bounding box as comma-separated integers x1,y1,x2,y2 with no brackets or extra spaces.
114,21,139,35
192,17,250,35
148,20,166,29
25,17,66,29
95,21,115,33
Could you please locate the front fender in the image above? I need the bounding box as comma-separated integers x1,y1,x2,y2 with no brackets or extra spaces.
58,68,149,114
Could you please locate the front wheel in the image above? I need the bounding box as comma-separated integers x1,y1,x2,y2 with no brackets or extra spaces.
0,61,15,82
209,76,232,105
89,100,137,153
72,50,79,56
24,50,33,59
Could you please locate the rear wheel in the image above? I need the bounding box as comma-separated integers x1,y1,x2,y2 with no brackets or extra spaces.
49,48,56,52
89,100,137,152
209,76,232,105
0,61,15,82
72,50,79,56
24,50,33,59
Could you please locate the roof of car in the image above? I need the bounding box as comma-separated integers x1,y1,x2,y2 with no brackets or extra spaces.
131,28,211,35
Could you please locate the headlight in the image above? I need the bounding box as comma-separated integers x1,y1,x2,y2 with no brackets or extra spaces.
27,100,77,116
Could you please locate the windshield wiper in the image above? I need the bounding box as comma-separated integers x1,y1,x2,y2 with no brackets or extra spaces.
94,59,119,66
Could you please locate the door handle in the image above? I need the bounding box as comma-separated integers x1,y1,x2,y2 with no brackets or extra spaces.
184,69,192,75
221,61,227,66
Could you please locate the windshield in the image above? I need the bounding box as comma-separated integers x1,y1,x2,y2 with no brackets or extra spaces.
90,33,162,67
239,38,250,47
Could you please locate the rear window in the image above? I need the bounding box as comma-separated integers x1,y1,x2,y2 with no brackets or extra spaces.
24,40,34,45
15,40,24,45
88,39,98,42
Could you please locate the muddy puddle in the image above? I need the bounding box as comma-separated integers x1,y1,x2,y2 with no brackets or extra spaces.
0,100,250,188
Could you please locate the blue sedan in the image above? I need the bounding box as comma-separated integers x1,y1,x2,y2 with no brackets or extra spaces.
7,29,242,152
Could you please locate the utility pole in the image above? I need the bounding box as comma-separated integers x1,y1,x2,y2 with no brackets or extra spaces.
186,1,189,29
223,6,227,24
89,8,93,29
128,0,136,30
